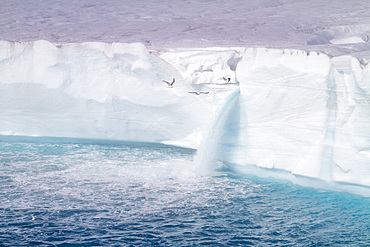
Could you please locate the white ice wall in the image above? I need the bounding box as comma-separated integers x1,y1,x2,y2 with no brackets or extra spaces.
330,56,370,186
1,40,369,187
0,41,237,149
235,48,331,177
233,48,370,186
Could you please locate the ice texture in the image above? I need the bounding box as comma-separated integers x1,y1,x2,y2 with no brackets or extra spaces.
0,41,238,150
1,0,370,55
1,40,369,187
233,48,370,186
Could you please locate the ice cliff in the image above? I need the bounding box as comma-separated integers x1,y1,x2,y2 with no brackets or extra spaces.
0,40,369,187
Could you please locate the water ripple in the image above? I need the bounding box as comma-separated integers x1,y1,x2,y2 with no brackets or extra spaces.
0,140,369,246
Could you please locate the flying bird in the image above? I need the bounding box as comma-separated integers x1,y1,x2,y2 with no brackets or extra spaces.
219,77,231,82
162,78,175,88
188,91,209,95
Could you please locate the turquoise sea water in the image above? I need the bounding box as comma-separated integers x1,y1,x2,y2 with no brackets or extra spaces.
1,137,369,246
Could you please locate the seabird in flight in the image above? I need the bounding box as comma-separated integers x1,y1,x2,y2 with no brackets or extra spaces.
188,91,209,95
219,76,231,82
162,78,175,88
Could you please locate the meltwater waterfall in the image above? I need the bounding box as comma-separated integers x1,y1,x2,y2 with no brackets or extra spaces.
194,89,240,175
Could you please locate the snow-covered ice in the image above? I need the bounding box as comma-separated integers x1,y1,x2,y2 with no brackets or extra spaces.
1,0,370,188
1,0,370,54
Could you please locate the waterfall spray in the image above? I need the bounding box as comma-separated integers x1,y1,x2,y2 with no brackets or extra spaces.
194,89,240,175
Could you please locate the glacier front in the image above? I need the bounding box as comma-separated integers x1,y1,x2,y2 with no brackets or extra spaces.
1,40,370,189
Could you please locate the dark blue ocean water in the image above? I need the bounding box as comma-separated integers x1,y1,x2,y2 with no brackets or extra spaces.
1,137,369,246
